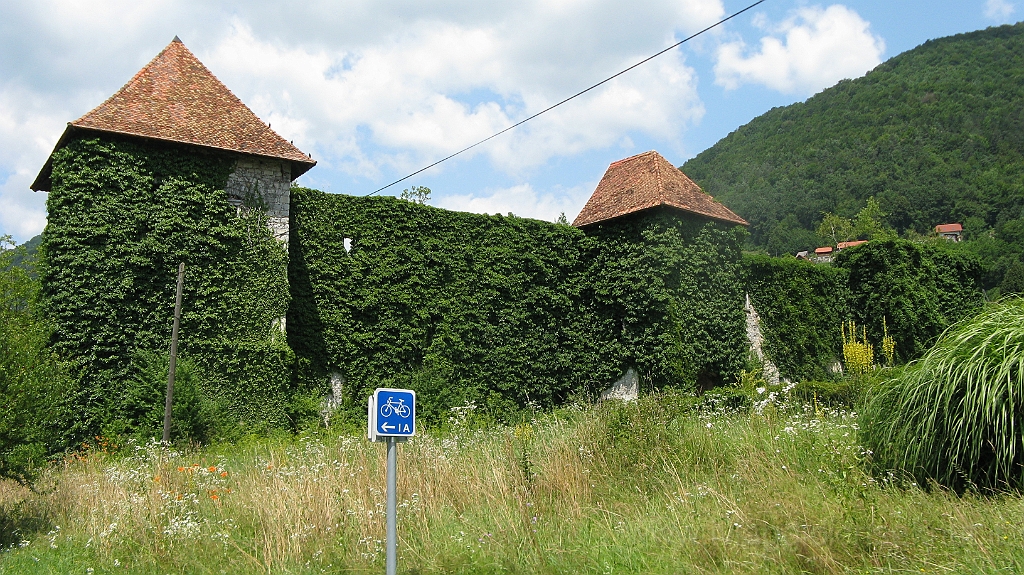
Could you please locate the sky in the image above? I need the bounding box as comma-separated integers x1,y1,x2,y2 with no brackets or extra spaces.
0,0,1019,243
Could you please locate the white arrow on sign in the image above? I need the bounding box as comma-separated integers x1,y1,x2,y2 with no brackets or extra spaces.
381,423,396,432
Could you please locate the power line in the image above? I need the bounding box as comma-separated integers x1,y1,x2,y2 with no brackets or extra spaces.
368,0,768,196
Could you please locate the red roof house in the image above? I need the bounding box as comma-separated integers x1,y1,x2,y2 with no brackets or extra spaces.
935,223,963,242
32,37,315,191
572,151,747,228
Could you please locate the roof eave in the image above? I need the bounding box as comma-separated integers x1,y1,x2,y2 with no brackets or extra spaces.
31,124,316,191
575,202,748,229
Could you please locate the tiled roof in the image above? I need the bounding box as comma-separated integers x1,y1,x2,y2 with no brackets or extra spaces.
837,240,868,250
935,223,963,234
32,37,315,190
815,246,834,254
572,150,747,228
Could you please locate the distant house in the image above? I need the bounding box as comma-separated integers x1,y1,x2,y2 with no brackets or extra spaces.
795,250,810,260
935,223,963,242
813,246,834,263
837,240,868,251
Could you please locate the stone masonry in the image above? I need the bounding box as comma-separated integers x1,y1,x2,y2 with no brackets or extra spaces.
225,155,293,242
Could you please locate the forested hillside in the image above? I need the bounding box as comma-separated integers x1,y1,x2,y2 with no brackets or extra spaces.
683,22,1024,273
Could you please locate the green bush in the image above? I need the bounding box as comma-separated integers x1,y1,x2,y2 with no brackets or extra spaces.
835,239,984,362
0,237,68,484
860,298,1024,491
119,351,227,444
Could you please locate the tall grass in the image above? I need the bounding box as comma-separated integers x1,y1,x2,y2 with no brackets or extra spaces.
861,297,1024,491
3,396,1024,573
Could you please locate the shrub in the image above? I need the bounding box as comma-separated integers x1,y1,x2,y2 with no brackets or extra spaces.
0,237,68,484
835,239,984,362
860,298,1024,491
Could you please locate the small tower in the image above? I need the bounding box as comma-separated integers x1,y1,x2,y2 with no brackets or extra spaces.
573,150,748,392
32,36,315,241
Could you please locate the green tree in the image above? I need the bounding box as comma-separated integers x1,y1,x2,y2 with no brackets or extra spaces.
816,212,854,246
1,236,66,484
853,197,897,241
400,185,431,204
1001,259,1024,295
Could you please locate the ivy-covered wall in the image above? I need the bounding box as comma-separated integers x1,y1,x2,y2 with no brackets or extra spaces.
743,240,985,380
288,189,748,422
742,254,849,381
41,136,293,444
834,239,985,362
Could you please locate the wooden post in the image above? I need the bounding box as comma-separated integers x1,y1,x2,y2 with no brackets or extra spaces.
162,262,185,443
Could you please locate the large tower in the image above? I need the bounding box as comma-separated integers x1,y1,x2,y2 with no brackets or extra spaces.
33,38,313,441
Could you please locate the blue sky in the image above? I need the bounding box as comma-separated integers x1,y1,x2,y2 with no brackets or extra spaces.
0,0,1018,242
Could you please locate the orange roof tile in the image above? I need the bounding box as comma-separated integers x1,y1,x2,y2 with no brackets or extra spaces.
572,150,747,228
814,246,834,254
837,240,868,249
935,223,963,234
32,37,315,190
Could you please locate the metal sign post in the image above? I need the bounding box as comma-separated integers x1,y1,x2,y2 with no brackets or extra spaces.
368,388,416,575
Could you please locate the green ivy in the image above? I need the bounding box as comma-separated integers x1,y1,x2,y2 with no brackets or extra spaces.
289,190,748,423
742,254,850,381
834,239,985,361
41,135,292,446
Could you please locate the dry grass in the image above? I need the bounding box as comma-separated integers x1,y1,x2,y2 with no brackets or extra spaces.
3,398,1024,574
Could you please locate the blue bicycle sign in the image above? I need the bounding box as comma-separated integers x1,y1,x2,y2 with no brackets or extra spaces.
369,388,416,440
379,396,411,419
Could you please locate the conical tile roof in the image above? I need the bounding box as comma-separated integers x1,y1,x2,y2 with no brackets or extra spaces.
572,150,746,228
32,37,315,190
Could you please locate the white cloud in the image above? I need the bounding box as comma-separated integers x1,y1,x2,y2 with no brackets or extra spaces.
204,11,708,178
984,0,1016,20
714,4,884,95
436,181,595,223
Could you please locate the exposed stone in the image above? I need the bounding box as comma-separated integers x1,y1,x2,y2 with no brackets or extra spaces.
744,293,782,386
225,155,292,242
321,372,345,427
601,367,639,402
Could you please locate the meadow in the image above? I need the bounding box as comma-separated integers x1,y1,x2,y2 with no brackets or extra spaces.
3,393,1023,574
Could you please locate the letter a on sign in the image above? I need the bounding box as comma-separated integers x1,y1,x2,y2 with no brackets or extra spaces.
368,388,416,442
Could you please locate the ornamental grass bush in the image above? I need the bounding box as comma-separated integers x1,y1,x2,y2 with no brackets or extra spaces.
861,298,1024,491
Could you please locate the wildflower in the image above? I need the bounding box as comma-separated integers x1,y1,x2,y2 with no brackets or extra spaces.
220,471,228,477
177,467,185,472
211,494,219,500
208,466,218,473
153,476,161,482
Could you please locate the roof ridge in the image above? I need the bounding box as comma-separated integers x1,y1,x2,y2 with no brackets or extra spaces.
608,149,658,167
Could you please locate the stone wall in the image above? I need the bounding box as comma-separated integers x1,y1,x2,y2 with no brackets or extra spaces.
225,155,292,242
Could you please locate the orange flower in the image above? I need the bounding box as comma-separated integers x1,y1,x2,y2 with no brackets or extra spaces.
153,476,161,482
210,494,219,500
208,466,217,473
177,467,185,472
220,471,228,477
266,464,273,470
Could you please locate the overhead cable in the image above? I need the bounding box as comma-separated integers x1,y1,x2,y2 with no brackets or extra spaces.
367,0,769,196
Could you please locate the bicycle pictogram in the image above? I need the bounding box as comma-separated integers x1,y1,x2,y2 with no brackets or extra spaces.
380,396,411,418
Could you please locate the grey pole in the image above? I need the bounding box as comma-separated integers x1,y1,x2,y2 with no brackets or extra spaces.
162,262,185,443
386,436,398,575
